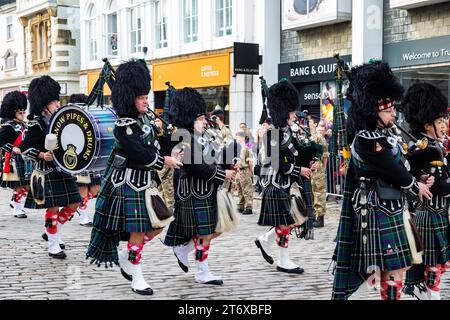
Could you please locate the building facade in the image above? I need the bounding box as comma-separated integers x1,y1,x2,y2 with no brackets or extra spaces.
0,0,26,100
280,0,450,120
0,0,81,104
79,0,280,133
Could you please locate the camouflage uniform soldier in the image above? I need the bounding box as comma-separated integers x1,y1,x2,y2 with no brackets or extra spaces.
235,131,254,215
211,109,233,144
310,121,329,228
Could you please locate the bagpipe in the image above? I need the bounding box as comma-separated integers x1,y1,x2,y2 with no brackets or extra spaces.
329,54,351,180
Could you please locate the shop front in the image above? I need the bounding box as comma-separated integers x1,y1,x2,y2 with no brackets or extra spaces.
384,35,450,106
152,53,231,123
278,55,352,129
86,70,113,105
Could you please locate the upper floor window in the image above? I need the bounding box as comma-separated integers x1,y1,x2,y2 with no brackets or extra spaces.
154,0,168,49
183,0,198,43
31,18,50,64
87,4,98,62
4,50,17,70
6,16,13,41
130,2,142,53
106,0,118,57
216,0,232,37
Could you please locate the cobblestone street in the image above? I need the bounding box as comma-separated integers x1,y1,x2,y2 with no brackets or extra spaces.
0,189,449,300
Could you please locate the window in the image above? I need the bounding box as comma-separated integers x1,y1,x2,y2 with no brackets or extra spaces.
216,0,232,37
6,16,13,40
183,0,198,43
87,4,97,62
106,0,118,57
154,0,168,49
130,4,142,53
4,50,17,70
32,19,49,63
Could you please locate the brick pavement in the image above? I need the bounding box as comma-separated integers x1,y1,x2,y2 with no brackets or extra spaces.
0,189,448,300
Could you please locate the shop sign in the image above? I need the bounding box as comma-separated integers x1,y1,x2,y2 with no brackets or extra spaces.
234,42,260,75
282,0,352,31
384,35,450,68
298,83,321,106
153,54,230,91
279,55,352,83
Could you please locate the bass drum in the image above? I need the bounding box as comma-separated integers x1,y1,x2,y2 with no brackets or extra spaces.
48,104,117,175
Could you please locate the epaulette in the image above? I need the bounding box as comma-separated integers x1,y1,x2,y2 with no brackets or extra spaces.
357,130,386,140
115,118,137,127
27,120,43,130
0,121,14,129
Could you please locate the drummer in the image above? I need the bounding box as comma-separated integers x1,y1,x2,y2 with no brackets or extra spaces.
67,93,102,227
20,76,81,259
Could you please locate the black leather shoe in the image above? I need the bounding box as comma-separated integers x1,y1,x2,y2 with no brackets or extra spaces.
204,280,224,286
120,269,133,282
42,233,65,250
80,222,93,227
242,209,253,215
176,258,189,273
254,239,274,265
132,287,154,296
277,266,305,274
313,216,325,228
49,251,67,259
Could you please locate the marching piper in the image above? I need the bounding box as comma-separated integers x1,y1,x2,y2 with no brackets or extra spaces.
402,83,450,300
164,87,237,285
255,80,311,275
331,62,432,300
0,91,29,218
20,76,81,259
86,60,181,295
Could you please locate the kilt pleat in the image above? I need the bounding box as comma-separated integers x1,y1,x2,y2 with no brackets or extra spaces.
86,166,156,265
351,206,412,273
413,209,449,266
164,193,218,247
258,185,295,227
1,155,27,188
24,168,81,209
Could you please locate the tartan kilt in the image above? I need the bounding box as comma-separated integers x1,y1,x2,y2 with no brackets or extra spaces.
412,209,449,266
1,154,27,189
164,192,218,247
24,168,81,209
258,185,295,227
350,206,412,273
405,263,425,287
86,169,156,265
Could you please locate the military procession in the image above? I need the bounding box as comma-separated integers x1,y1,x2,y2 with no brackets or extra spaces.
0,54,449,301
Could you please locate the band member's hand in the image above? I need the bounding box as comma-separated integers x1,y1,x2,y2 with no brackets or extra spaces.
420,174,435,188
12,147,21,155
301,167,311,179
310,161,319,172
225,170,236,181
164,156,183,170
417,182,432,202
43,151,53,162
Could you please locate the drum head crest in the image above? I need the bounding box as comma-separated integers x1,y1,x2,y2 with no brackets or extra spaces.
49,106,98,174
